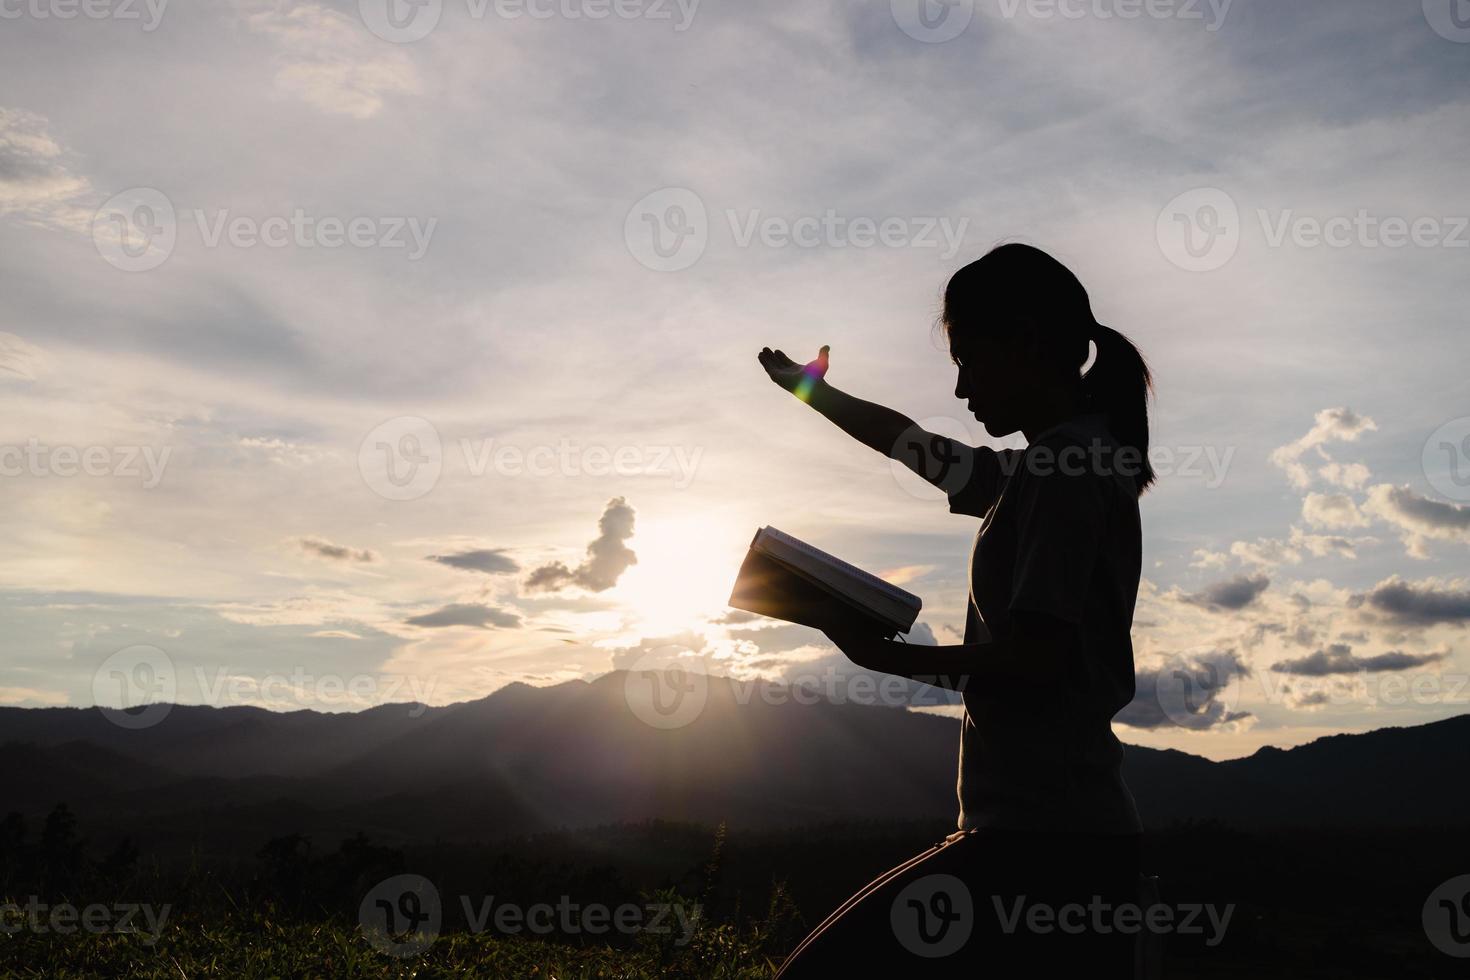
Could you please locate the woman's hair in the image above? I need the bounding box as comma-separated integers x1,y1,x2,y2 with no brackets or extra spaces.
941,243,1156,495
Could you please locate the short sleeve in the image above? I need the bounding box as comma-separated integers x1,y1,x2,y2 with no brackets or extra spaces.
1007,451,1108,624
945,445,1020,519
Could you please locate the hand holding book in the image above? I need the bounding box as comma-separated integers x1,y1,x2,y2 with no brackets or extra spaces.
727,527,922,639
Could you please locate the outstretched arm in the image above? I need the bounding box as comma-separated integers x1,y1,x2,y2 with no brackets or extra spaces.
758,346,976,493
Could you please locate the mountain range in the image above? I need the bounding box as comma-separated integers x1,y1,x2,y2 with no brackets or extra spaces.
1,671,1465,856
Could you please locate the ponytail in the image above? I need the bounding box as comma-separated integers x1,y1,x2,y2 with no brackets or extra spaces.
1085,323,1155,496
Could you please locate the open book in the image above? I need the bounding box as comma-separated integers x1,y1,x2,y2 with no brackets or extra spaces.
727,527,922,639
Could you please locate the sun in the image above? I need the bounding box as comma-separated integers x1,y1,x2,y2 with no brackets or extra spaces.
615,515,750,634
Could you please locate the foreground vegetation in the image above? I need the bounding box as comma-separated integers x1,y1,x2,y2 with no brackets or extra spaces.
1,808,1462,978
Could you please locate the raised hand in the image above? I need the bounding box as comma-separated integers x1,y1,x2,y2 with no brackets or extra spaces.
759,345,830,399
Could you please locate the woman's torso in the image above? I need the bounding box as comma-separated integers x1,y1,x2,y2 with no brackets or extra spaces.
955,413,1144,835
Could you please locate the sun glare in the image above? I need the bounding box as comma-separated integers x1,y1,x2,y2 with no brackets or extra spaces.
616,516,749,634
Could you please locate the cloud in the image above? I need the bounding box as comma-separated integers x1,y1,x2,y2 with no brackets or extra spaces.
427,549,520,575
1270,643,1447,676
1224,527,1363,568
1270,640,1452,678
1269,408,1377,490
906,622,937,645
608,630,710,670
296,535,381,564
1350,578,1470,626
525,497,637,594
244,3,422,119
0,332,47,382
1301,493,1368,530
710,609,760,625
405,603,522,630
1116,649,1253,731
1178,574,1271,611
1318,462,1371,490
1363,484,1470,556
0,107,92,231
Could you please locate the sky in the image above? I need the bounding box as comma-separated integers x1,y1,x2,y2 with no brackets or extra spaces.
0,0,1467,761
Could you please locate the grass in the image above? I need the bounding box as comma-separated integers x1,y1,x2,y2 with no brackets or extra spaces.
0,905,784,979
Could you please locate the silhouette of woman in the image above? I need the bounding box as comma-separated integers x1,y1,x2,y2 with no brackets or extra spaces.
759,244,1151,978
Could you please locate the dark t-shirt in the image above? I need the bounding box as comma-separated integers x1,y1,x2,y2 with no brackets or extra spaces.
943,412,1143,834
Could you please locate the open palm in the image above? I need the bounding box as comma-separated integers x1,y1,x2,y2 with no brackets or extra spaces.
759,346,830,394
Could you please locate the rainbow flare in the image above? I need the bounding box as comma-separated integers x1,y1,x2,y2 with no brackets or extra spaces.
794,346,830,403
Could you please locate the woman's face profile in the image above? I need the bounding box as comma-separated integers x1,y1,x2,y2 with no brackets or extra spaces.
952,332,1031,439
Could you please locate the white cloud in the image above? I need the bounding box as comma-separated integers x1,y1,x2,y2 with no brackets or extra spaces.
244,3,422,119
1270,408,1378,491
1301,492,1368,530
